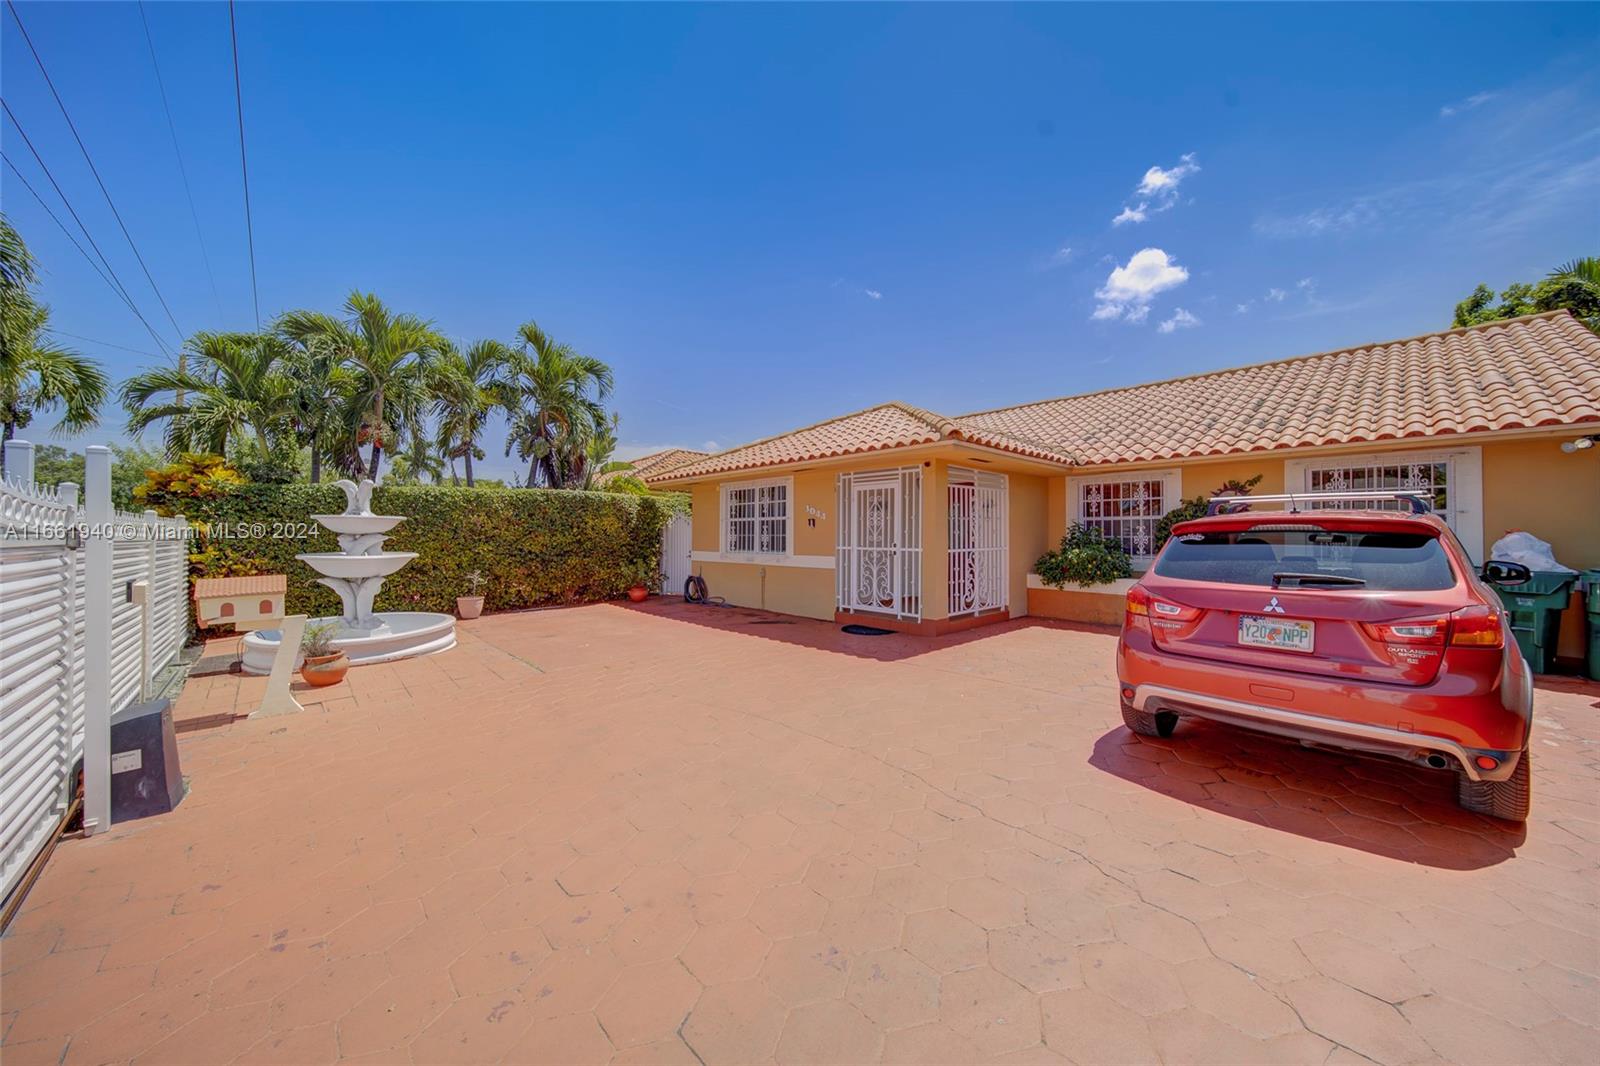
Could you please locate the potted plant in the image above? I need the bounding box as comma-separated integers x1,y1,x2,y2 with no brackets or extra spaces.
457,570,486,619
299,621,349,686
623,560,659,603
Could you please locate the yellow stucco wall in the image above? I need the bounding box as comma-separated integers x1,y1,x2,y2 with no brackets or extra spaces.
1008,473,1049,618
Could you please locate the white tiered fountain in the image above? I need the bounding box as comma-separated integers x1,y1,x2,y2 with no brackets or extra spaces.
241,478,456,674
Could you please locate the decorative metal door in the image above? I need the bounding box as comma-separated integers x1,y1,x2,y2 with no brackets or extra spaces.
948,467,1007,616
837,468,922,619
849,481,900,612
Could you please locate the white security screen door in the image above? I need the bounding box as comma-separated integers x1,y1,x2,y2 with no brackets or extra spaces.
948,467,1008,616
837,468,923,619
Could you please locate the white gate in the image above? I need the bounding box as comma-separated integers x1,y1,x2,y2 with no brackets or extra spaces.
947,467,1008,616
660,513,692,596
1,441,193,902
837,468,922,620
0,473,81,903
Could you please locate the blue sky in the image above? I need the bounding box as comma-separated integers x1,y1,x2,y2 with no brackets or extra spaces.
4,2,1597,481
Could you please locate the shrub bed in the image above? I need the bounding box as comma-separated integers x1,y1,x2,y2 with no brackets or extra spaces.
170,483,689,620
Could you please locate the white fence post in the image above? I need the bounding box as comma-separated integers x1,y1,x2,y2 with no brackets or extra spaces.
82,446,113,835
4,438,34,485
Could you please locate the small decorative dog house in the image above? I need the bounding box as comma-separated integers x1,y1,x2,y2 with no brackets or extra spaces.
193,575,287,631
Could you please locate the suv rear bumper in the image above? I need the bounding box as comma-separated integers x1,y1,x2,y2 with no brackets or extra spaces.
1131,683,1522,782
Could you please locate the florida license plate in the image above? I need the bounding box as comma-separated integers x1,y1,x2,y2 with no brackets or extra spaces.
1238,615,1314,653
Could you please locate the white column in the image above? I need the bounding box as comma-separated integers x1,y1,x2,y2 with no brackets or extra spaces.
4,438,34,485
82,445,113,834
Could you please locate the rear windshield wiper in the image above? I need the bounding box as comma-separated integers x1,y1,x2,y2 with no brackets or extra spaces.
1271,571,1367,587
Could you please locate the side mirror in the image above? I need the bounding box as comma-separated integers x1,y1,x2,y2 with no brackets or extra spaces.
1481,560,1531,587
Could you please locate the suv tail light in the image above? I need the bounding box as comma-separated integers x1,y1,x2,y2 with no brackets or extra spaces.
1362,616,1448,647
1449,604,1504,648
1126,586,1202,636
1125,585,1151,630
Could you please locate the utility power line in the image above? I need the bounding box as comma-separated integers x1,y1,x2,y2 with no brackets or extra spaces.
45,327,165,360
5,0,186,343
2,153,122,301
1,107,175,358
138,0,223,319
228,0,261,329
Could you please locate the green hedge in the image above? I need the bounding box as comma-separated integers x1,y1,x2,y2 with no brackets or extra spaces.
176,484,690,619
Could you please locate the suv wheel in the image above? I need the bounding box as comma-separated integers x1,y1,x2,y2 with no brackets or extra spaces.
1456,751,1531,822
1121,700,1178,739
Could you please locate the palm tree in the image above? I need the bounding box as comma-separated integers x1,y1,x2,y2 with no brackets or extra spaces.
501,321,613,488
1548,258,1600,334
388,427,446,485
432,338,511,487
1,299,109,474
277,325,355,483
279,292,441,479
120,332,294,459
1,219,108,478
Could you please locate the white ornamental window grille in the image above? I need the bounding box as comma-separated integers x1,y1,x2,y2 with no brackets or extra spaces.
1307,461,1449,515
1077,478,1166,560
724,479,789,554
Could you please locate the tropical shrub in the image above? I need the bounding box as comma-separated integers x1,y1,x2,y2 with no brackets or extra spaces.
156,481,689,620
133,453,247,511
1153,473,1263,551
1034,523,1134,589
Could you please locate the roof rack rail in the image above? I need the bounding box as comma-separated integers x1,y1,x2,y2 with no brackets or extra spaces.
1205,491,1433,517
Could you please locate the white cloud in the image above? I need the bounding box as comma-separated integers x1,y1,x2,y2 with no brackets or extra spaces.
1093,248,1189,322
1137,153,1200,198
1111,203,1148,226
1265,287,1288,302
1112,153,1199,225
1441,90,1496,118
1158,308,1201,334
1235,302,1252,314
863,289,883,300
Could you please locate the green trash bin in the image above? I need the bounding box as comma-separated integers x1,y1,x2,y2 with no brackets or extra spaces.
1585,570,1600,682
1493,570,1579,674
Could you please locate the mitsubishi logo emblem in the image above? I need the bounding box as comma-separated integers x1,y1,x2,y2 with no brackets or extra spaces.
1262,597,1286,614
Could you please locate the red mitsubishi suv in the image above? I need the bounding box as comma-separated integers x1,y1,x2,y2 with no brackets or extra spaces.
1116,492,1536,821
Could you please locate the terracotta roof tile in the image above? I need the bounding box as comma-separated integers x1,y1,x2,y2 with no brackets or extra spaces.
657,312,1600,481
656,403,1076,482
957,311,1600,466
596,448,709,486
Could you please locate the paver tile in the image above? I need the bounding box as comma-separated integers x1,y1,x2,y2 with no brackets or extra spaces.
2,607,1596,1066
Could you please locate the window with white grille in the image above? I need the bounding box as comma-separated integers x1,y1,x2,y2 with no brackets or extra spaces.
1069,469,1179,565
723,478,790,555
1285,447,1484,562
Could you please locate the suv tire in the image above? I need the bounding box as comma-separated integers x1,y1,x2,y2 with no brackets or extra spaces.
1456,750,1531,822
1121,700,1178,739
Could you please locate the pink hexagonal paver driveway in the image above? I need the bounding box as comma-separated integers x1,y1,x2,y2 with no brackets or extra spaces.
2,599,1597,1064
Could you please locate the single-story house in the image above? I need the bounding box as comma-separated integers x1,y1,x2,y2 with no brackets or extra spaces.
650,311,1600,656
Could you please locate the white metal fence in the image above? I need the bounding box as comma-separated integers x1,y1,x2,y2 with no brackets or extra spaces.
1,441,190,905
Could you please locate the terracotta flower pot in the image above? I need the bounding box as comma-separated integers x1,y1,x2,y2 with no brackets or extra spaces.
627,586,649,603
300,651,349,687
457,595,485,619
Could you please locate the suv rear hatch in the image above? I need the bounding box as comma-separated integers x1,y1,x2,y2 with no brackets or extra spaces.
1137,516,1466,686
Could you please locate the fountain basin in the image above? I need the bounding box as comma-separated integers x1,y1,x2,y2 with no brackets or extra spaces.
241,611,456,675
296,551,417,579
310,514,407,536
